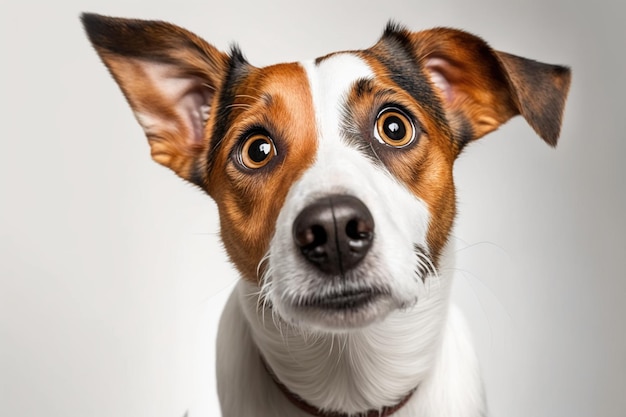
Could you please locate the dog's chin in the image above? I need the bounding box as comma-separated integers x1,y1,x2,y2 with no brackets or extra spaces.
278,290,400,332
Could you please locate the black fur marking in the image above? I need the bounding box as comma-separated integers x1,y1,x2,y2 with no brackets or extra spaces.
496,52,571,146
188,160,206,188
353,78,375,98
340,82,388,167
413,243,435,283
206,46,250,172
383,21,408,37
82,13,208,66
314,52,337,66
451,111,475,152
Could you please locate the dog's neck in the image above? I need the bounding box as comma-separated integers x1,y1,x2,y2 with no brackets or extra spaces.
260,355,418,417
238,245,455,415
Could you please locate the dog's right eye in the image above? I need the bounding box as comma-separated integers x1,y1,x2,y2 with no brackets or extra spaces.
240,134,277,169
374,107,417,148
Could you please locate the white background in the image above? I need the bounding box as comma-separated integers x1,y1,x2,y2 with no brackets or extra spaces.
1,0,625,416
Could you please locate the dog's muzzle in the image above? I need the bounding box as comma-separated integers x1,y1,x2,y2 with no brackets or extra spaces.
292,194,374,276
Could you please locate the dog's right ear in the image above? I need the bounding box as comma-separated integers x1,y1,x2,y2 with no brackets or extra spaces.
81,13,232,185
402,27,571,148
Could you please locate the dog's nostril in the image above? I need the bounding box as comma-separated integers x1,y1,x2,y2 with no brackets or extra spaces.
295,224,323,247
293,195,374,276
295,224,328,250
346,218,374,242
310,225,328,246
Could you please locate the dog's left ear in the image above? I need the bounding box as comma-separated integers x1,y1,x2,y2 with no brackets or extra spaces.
81,13,234,185
409,28,571,147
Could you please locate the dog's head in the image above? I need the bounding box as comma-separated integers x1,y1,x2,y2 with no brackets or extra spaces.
82,14,570,332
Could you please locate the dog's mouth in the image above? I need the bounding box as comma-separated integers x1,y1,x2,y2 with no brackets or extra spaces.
298,287,386,310
286,285,395,330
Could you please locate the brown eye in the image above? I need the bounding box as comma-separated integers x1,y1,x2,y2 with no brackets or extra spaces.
240,134,277,169
374,107,416,148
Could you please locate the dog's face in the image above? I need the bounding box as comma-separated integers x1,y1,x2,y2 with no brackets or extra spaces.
83,14,570,332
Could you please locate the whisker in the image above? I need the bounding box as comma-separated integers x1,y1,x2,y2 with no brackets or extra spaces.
449,233,510,258
454,240,510,258
234,94,261,101
256,250,273,325
441,266,514,324
367,141,386,166
414,248,441,297
225,103,253,110
444,267,496,351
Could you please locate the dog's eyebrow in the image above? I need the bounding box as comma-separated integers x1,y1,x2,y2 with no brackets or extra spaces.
353,78,401,100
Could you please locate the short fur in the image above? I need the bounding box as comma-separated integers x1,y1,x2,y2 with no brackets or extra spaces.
82,13,570,417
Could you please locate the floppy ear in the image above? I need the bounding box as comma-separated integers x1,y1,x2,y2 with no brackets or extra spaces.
412,28,571,147
81,13,231,184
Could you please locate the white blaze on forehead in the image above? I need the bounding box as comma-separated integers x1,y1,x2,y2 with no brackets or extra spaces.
300,54,374,144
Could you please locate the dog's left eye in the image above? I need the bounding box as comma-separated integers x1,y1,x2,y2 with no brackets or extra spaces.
374,107,416,148
240,133,277,169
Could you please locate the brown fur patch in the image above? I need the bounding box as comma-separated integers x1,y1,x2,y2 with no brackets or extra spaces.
206,63,318,281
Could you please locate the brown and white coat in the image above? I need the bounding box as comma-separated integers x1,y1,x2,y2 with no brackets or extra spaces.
82,13,570,417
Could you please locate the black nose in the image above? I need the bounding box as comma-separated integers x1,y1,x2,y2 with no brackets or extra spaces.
293,194,374,275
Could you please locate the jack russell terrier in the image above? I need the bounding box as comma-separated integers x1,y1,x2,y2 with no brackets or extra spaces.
82,13,570,417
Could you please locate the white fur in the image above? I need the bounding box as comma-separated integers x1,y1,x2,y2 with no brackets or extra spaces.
216,54,485,417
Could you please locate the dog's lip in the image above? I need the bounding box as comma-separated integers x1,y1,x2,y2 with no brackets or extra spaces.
298,287,389,311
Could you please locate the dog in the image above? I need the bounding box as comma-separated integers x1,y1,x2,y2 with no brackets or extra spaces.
82,13,570,417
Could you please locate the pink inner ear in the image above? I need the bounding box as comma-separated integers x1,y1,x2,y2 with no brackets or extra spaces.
179,87,213,146
425,58,454,103
131,60,214,146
